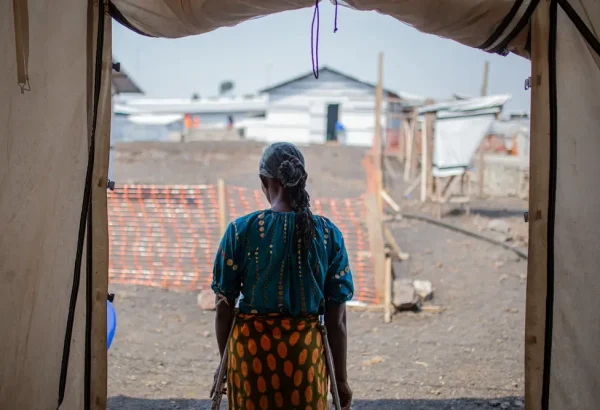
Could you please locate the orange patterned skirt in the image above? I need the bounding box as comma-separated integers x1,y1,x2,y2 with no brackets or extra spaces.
227,314,329,410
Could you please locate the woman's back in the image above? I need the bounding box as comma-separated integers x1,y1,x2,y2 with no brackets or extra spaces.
211,142,353,409
212,210,354,316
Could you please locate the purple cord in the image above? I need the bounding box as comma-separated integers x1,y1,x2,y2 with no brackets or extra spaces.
311,1,340,79
311,0,320,79
334,0,339,33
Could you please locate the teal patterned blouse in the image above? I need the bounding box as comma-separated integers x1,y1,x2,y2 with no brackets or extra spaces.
211,210,354,316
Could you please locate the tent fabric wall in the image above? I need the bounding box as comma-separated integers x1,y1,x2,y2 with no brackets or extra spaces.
0,0,88,408
526,1,600,409
0,1,112,409
111,0,532,56
549,0,600,409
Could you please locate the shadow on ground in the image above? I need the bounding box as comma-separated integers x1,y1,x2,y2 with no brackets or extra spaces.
469,208,526,219
447,207,526,219
108,396,525,409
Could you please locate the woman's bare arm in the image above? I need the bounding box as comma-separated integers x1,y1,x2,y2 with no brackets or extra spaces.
325,301,348,383
215,296,234,357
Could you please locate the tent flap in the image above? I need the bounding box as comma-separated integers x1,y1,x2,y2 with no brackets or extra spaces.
112,0,532,57
548,0,600,409
341,0,533,55
0,0,90,408
110,0,317,38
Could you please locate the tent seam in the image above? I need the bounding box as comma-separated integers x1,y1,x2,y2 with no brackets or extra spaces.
478,0,524,50
541,1,558,408
489,0,541,55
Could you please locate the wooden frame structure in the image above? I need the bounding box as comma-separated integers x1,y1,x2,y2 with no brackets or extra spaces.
431,172,473,219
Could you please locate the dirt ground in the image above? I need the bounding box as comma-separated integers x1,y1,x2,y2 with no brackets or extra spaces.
108,141,528,409
112,141,367,199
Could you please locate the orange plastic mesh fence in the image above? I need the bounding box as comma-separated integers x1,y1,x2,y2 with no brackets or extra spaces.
108,185,376,305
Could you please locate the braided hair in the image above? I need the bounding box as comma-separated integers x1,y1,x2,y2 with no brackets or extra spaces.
259,142,315,256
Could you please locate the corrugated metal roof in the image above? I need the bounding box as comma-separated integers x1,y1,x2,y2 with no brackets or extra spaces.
260,66,402,99
114,95,268,115
418,94,511,114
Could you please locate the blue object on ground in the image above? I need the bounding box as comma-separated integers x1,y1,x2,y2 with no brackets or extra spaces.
107,300,117,350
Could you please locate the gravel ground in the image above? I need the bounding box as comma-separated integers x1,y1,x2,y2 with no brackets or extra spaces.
108,141,528,409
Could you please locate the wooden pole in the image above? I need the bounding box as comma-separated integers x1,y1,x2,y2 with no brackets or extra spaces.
374,52,384,214
217,179,228,236
480,60,490,97
383,225,409,261
90,6,112,409
478,61,490,198
404,109,418,182
365,193,386,304
383,256,393,323
373,52,383,162
425,112,436,198
403,117,413,182
525,5,550,410
420,114,428,202
397,113,406,163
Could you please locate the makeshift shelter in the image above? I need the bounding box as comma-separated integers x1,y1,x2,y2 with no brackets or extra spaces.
417,95,511,218
1,1,598,410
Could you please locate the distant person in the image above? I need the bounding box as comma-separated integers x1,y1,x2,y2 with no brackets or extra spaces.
211,142,354,410
335,121,346,144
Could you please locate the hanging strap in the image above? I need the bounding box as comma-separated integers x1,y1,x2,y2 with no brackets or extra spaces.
12,0,30,92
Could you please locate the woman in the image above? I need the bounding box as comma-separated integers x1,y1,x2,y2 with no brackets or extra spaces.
212,142,354,410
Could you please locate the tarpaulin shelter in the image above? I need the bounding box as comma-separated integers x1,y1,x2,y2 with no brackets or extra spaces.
1,1,598,409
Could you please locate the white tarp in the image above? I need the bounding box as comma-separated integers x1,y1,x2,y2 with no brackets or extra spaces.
420,94,512,115
432,114,496,177
112,0,533,56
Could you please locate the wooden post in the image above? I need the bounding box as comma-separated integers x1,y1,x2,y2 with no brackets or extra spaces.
217,179,228,236
478,61,490,198
365,193,386,304
373,53,383,161
373,52,384,214
397,113,406,163
525,4,550,410
420,114,428,202
410,109,419,181
90,5,112,409
383,256,393,323
403,116,414,182
478,140,486,198
480,60,490,97
425,112,436,198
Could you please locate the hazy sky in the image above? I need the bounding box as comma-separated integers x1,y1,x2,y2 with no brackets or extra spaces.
112,4,532,113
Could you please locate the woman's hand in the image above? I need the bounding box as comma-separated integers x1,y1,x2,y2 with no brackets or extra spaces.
336,380,352,410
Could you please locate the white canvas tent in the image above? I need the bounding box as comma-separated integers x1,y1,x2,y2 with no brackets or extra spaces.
1,1,599,409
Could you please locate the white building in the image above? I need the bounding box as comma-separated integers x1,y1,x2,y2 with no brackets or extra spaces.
114,66,423,147
245,67,417,146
